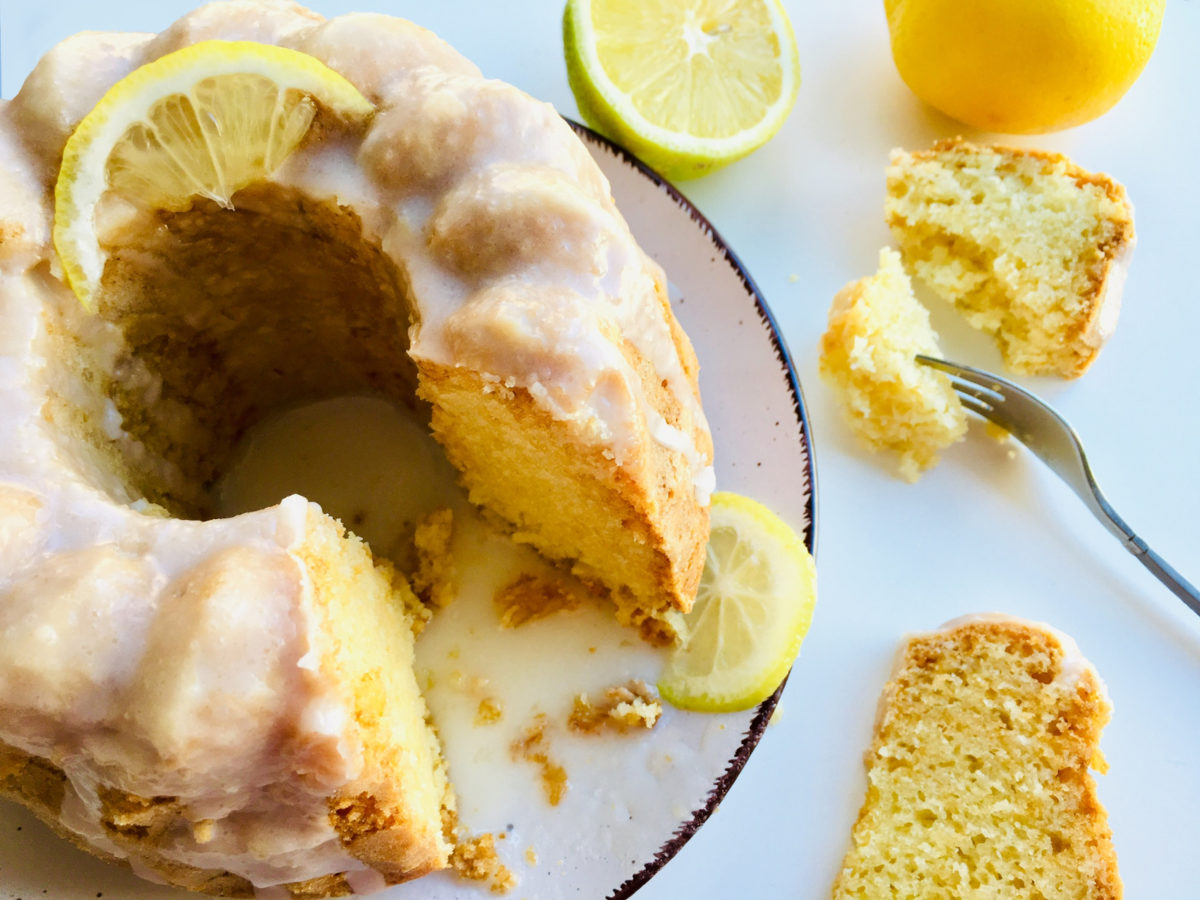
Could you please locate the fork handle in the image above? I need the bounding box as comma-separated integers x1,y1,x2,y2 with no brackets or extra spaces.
1073,477,1200,618
1125,535,1200,618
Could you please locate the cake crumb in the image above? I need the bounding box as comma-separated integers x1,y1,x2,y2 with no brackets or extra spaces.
449,833,517,894
448,672,503,727
386,560,432,636
525,846,538,866
511,715,568,806
494,573,581,628
568,680,662,734
412,507,456,610
475,696,504,726
984,420,1012,443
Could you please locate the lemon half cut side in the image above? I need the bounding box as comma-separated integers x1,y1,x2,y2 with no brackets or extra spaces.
53,40,375,310
564,0,800,180
658,492,816,713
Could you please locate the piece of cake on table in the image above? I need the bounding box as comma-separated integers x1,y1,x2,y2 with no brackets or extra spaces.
819,247,967,481
0,0,713,894
886,138,1136,378
832,614,1121,900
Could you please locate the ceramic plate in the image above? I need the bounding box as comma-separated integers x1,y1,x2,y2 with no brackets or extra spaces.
0,122,816,900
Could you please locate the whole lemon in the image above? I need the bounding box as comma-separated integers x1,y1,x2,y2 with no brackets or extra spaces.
884,0,1165,134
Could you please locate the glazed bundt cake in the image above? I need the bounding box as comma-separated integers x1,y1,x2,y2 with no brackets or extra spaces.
0,0,712,894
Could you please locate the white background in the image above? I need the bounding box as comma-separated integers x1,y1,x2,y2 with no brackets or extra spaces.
2,1,1199,898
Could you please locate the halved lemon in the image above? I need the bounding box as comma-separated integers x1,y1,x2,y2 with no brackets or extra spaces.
563,0,800,180
53,40,374,310
658,492,816,713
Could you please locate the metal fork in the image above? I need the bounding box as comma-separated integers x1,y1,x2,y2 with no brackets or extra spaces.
917,355,1200,618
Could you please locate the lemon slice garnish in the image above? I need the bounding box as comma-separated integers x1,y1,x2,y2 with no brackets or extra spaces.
658,492,816,713
53,40,374,309
563,0,800,180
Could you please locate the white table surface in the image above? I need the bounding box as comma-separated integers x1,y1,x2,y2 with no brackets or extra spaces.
3,2,1199,898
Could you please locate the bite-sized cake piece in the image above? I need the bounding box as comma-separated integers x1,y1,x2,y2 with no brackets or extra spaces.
886,138,1136,378
0,0,712,895
832,615,1121,900
819,248,966,481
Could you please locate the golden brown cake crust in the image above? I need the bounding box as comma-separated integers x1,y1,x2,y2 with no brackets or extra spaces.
832,617,1122,900
887,137,1136,379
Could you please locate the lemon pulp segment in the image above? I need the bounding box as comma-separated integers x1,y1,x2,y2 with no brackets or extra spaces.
658,492,816,713
105,74,317,212
564,0,799,179
593,0,786,138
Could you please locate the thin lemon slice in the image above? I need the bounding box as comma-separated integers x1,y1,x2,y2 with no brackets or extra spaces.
659,492,816,712
563,0,800,180
54,40,375,309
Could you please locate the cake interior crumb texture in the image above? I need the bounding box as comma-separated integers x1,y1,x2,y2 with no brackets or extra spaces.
832,618,1121,900
819,247,966,481
886,138,1136,378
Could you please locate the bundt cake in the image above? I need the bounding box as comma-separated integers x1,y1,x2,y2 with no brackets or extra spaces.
819,247,967,481
0,0,712,894
886,138,1136,378
832,614,1121,899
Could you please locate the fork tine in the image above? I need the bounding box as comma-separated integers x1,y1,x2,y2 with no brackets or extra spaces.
952,391,994,417
912,354,958,376
945,377,1002,408
915,354,1006,418
917,354,1056,431
916,354,1003,400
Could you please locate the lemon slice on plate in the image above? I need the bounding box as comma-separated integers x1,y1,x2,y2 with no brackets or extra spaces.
563,0,800,180
659,492,816,713
54,40,374,309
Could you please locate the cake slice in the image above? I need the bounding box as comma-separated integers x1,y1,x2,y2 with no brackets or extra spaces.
832,615,1121,900
886,138,1136,378
819,247,966,481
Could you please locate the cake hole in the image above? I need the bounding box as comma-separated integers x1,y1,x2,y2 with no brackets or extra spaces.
44,183,422,522
216,395,463,567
